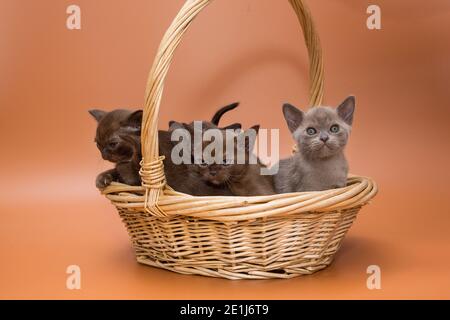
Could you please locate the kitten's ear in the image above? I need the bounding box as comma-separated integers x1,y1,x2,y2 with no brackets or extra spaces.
249,124,260,135
222,123,242,131
126,110,143,127
282,103,304,133
169,121,186,132
337,96,355,126
88,109,107,122
169,122,195,137
169,122,192,143
121,110,143,134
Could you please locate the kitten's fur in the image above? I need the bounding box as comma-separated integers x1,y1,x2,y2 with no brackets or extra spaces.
89,103,240,193
170,122,275,196
274,96,355,193
89,109,142,188
161,127,234,196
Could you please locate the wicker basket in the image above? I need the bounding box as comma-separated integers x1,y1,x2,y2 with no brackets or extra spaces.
102,0,378,280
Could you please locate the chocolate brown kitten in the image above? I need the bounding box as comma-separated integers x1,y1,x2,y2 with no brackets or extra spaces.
169,122,275,196
220,126,275,196
89,103,240,192
89,109,142,188
160,129,234,196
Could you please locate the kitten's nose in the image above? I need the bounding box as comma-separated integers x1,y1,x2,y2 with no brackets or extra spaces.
320,134,329,142
209,170,217,176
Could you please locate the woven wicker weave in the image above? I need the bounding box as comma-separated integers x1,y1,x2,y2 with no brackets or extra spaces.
101,0,378,280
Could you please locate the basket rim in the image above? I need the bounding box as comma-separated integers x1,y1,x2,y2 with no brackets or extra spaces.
102,174,377,222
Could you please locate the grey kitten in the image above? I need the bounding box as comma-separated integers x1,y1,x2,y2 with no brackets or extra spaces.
170,122,275,196
274,96,355,193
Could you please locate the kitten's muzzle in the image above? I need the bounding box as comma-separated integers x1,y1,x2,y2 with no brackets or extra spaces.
209,164,223,177
319,134,329,142
101,151,110,161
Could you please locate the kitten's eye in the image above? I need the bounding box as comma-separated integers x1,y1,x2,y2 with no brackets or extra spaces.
330,125,340,133
306,127,317,135
108,141,118,148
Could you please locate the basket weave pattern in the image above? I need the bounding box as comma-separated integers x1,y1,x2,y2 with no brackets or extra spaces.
102,0,377,280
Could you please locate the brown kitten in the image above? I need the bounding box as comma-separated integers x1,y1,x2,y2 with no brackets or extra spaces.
222,127,275,196
89,103,240,193
160,129,234,196
89,109,142,188
170,122,275,196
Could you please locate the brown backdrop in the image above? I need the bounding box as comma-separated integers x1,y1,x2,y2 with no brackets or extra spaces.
1,0,449,299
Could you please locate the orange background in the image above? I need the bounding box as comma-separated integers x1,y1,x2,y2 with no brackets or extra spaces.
1,0,450,299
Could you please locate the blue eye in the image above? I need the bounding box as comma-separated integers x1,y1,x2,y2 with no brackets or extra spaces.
330,125,340,133
306,127,317,135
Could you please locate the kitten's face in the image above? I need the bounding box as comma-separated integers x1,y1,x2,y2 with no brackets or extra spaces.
192,139,247,186
170,122,257,186
295,107,350,158
89,109,142,163
283,96,355,159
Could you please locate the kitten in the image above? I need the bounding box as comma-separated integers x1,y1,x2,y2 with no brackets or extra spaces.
160,128,235,196
163,102,242,195
89,109,142,188
89,103,240,190
170,122,275,196
274,96,355,193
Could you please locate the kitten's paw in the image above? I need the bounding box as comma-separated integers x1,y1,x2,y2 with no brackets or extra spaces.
96,173,113,189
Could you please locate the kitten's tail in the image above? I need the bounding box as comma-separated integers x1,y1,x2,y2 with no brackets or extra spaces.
211,102,239,126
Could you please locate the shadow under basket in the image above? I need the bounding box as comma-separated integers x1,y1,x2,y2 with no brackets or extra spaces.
101,0,378,280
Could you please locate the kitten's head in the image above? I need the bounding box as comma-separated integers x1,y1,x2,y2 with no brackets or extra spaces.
282,96,355,159
89,109,142,163
169,121,259,186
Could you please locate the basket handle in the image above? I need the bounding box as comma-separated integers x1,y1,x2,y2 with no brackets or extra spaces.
140,0,324,215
